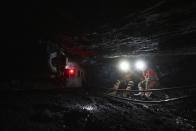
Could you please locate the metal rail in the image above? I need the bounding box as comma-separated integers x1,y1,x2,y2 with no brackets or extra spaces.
102,85,196,92
105,94,191,104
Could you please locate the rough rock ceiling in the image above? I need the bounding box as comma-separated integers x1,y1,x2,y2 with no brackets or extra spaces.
84,0,196,57
24,0,196,58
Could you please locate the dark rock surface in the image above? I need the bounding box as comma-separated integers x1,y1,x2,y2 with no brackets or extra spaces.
0,88,195,131
86,0,196,57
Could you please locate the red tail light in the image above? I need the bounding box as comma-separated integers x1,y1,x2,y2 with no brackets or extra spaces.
64,68,76,77
69,69,75,75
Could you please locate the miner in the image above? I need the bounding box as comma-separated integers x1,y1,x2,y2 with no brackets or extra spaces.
113,71,134,97
136,67,159,98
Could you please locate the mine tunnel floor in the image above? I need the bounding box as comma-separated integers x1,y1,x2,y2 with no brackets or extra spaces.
0,88,195,131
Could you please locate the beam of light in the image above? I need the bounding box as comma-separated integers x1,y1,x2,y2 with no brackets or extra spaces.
118,60,130,72
135,60,146,71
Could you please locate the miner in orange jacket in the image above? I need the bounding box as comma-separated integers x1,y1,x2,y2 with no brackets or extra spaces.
136,68,159,97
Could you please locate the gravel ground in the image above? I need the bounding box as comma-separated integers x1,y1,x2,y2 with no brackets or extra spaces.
0,88,195,131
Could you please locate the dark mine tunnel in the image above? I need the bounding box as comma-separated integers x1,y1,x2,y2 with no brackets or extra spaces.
2,0,196,131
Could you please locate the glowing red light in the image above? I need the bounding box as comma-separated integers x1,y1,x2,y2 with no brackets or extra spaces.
69,69,75,75
64,68,76,77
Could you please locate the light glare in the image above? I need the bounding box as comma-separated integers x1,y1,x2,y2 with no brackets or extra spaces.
82,105,94,111
135,60,146,71
119,60,130,72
